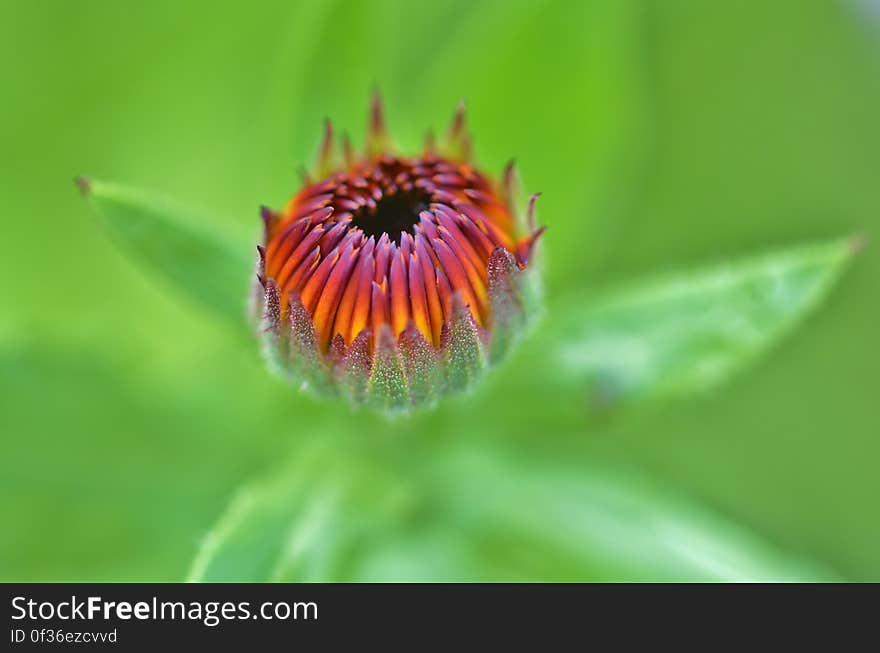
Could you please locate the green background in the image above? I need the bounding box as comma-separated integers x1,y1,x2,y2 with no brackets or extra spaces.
1,0,878,581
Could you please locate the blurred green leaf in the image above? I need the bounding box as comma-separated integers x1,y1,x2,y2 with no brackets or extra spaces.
544,236,860,410
189,440,835,582
431,444,837,582
187,442,419,582
79,178,251,325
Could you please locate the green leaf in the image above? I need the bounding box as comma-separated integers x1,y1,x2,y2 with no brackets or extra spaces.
544,236,861,410
188,440,836,582
430,444,837,582
78,178,251,325
187,442,419,583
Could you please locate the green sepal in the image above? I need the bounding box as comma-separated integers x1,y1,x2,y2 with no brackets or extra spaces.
398,323,441,408
441,292,486,391
366,325,410,413
338,329,372,405
486,247,526,363
286,291,336,397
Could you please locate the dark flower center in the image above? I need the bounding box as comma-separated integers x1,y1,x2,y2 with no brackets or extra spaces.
351,187,430,245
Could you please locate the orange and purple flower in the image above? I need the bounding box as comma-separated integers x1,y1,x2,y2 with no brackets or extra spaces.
255,93,543,411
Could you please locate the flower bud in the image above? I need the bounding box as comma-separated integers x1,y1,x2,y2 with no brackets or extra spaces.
255,93,543,412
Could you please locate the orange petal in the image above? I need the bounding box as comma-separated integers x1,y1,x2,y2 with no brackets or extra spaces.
318,217,352,255
373,233,392,282
434,205,487,282
438,225,487,319
283,246,321,309
451,208,496,259
408,252,432,344
431,237,482,326
415,234,444,346
389,249,410,337
275,224,325,290
349,257,374,344
333,237,374,343
435,267,453,323
370,279,389,341
266,216,310,277
453,201,514,251
312,238,361,349
300,245,342,313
